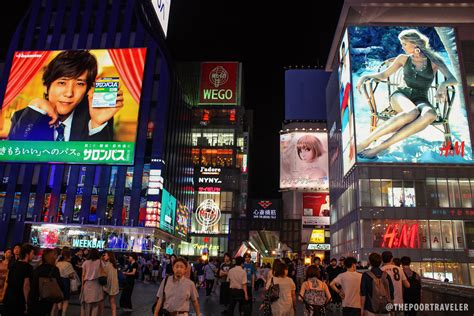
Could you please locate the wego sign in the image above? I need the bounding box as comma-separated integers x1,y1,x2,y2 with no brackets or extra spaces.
199,62,240,105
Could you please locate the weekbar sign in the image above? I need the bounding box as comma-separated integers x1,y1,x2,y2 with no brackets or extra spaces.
199,62,240,105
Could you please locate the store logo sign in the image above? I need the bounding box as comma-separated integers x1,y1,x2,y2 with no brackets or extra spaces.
209,66,229,87
258,201,272,209
199,62,239,105
382,223,420,249
72,239,105,249
195,199,221,232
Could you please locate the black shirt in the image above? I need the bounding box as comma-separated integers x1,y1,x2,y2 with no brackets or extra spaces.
4,260,33,306
326,265,344,282
360,267,394,313
126,262,138,281
28,263,64,314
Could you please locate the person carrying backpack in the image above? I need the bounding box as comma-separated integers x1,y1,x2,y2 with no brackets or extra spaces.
299,265,331,316
401,256,421,316
360,253,394,316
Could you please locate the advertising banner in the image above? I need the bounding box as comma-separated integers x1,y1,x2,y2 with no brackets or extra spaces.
302,216,330,227
175,202,190,239
0,48,146,165
309,229,325,243
248,199,281,220
280,132,329,190
198,62,240,105
160,189,176,234
348,26,472,164
303,193,330,217
338,29,356,175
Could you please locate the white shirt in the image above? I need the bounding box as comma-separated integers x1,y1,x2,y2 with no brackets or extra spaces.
332,271,362,308
381,264,407,305
227,266,247,290
29,105,107,140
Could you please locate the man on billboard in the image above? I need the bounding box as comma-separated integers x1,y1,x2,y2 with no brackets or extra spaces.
355,29,457,159
8,50,122,141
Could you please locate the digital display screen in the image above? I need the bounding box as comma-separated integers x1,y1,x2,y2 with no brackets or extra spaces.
160,189,176,234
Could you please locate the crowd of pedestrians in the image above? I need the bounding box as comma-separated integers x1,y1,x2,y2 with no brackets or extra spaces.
0,243,425,316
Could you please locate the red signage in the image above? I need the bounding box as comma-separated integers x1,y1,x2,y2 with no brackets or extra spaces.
382,223,420,249
199,62,239,105
303,193,330,217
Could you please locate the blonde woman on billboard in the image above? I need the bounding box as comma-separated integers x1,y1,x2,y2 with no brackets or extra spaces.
356,29,457,159
295,134,327,179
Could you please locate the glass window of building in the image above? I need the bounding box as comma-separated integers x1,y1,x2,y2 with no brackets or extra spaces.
123,196,131,225
460,179,473,208
389,180,404,207
380,180,392,207
414,180,427,207
58,194,66,222
220,191,233,212
359,180,370,207
42,193,51,222
429,221,442,249
426,178,438,207
441,220,454,249
125,167,134,193
370,180,382,207
200,149,233,167
11,193,21,219
108,166,118,195
26,193,35,219
448,179,461,208
73,195,82,222
89,195,98,223
453,221,465,250
437,178,449,208
403,181,416,207
192,148,200,165
106,196,114,220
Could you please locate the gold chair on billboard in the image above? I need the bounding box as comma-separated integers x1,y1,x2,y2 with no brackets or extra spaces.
361,57,456,145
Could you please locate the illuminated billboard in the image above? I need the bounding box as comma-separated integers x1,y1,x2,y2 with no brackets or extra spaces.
280,132,328,190
347,26,472,164
175,202,190,239
338,29,356,175
198,62,240,105
160,189,176,234
0,48,146,164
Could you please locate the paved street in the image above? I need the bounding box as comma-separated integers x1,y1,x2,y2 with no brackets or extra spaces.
67,280,320,315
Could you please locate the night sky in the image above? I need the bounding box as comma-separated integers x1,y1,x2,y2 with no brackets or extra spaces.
0,0,344,199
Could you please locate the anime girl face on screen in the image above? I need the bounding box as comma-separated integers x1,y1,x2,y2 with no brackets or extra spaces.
349,26,472,164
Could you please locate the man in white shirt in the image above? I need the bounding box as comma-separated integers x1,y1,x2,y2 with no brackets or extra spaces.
330,256,362,316
226,256,248,316
381,251,410,308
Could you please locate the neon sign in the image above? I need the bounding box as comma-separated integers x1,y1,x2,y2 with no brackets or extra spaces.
195,199,221,232
382,223,420,249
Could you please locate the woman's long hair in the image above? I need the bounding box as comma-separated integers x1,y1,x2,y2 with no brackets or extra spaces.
104,251,118,269
398,29,446,68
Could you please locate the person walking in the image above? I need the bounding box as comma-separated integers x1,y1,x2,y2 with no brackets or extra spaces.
218,253,233,314
299,265,331,316
55,248,76,316
227,256,249,316
154,257,201,316
295,258,306,293
326,258,345,309
360,253,394,316
3,243,35,315
242,253,255,313
401,256,421,316
101,251,119,316
119,253,138,311
381,251,410,308
81,249,105,316
330,257,362,316
203,259,217,296
267,262,297,316
28,248,64,316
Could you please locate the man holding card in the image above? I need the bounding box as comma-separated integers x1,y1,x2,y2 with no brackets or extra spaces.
8,50,122,142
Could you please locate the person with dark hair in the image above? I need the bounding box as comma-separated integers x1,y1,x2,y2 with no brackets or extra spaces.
381,251,410,307
227,256,249,316
266,262,297,315
154,257,200,316
401,256,421,316
4,243,35,315
361,253,394,315
299,265,331,315
393,257,401,267
219,253,233,314
8,50,122,141
203,259,217,296
28,248,64,315
80,248,105,315
120,252,138,311
101,251,119,316
7,243,22,270
312,256,327,281
330,257,362,316
326,257,345,308
242,253,255,313
54,247,76,316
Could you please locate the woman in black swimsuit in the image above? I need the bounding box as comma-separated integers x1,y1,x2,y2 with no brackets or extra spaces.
356,29,458,158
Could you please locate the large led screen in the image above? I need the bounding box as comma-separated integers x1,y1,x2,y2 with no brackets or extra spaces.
175,202,190,239
338,29,356,175
160,189,176,234
348,26,472,164
0,48,147,165
280,132,328,190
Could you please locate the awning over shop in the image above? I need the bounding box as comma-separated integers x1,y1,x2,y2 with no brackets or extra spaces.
234,230,292,257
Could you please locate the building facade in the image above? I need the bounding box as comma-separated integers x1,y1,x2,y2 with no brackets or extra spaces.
326,0,474,285
0,0,193,253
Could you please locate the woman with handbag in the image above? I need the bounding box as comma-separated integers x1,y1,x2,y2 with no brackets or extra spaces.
299,265,331,316
101,251,119,316
81,249,105,316
265,262,296,316
28,248,65,315
54,248,76,316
